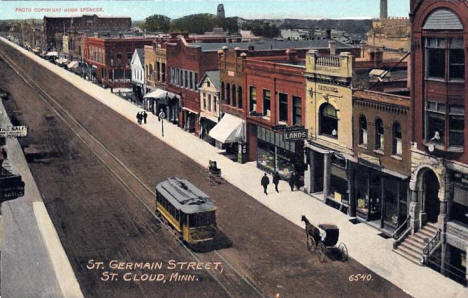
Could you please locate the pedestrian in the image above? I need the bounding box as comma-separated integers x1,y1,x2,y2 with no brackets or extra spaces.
136,112,142,124
289,172,296,191
143,111,148,124
272,171,280,193
261,173,270,195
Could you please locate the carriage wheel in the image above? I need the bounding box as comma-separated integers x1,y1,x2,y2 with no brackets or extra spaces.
306,235,316,252
338,242,348,261
317,242,327,263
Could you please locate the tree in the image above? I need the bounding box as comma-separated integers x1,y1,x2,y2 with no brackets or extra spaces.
142,14,171,33
170,14,218,34
242,21,280,38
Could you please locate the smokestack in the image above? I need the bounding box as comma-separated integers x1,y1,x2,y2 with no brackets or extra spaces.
328,40,336,56
380,0,388,19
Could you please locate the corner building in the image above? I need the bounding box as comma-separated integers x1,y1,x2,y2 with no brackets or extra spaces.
409,0,468,284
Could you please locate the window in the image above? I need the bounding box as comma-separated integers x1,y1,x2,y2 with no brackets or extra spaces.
231,85,236,107
194,73,198,90
319,103,338,138
238,86,243,108
226,83,231,105
208,94,212,111
221,82,225,101
292,96,302,125
449,105,464,147
425,101,446,145
189,72,193,89
156,62,161,81
263,89,271,117
359,115,368,146
117,52,122,65
184,70,188,88
203,93,207,109
375,118,384,151
425,38,465,81
207,80,211,87
214,96,217,112
279,93,288,122
127,52,132,65
392,122,402,156
249,86,257,112
162,63,166,82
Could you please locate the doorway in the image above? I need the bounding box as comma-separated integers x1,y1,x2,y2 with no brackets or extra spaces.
422,170,440,223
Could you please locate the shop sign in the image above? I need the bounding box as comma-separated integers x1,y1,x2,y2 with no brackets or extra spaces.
0,126,27,137
283,128,308,141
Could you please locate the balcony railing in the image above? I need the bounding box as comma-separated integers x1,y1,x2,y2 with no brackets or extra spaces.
316,56,341,67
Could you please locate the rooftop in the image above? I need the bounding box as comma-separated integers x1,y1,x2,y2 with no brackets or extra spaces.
353,90,410,108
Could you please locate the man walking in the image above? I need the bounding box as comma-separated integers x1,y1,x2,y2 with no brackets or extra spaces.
136,112,141,124
261,173,270,195
143,111,148,124
289,172,296,191
272,171,280,193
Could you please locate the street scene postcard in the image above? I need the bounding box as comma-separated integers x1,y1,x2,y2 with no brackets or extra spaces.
0,0,467,297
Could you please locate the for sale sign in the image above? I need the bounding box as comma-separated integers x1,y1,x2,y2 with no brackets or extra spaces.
0,126,28,137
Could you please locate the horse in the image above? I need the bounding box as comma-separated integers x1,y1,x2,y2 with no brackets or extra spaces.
301,215,321,248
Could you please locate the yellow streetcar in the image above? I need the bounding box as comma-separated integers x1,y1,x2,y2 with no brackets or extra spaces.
156,177,217,246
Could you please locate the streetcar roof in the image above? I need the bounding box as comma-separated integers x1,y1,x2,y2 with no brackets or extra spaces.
156,177,216,214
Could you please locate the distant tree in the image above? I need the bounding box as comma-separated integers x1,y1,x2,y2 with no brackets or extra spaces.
242,21,280,38
216,17,239,34
142,14,171,33
170,14,218,34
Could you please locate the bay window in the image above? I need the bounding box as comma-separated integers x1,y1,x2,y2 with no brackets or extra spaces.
425,38,465,81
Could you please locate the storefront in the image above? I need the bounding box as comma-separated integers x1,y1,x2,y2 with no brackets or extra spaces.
144,89,180,123
199,116,218,146
256,126,304,181
354,162,408,231
209,113,245,162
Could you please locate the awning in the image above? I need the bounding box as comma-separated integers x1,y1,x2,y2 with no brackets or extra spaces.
144,88,179,105
67,61,79,69
46,51,58,57
209,114,244,144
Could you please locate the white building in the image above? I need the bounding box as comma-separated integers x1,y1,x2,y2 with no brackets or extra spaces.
130,48,145,101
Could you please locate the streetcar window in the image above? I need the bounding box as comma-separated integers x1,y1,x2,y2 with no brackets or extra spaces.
189,212,215,227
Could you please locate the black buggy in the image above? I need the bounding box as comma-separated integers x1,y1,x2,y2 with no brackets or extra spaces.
301,216,348,263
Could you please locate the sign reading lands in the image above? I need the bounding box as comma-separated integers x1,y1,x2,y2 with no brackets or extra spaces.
0,126,28,137
283,128,308,141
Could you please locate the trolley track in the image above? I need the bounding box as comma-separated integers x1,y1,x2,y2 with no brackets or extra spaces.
0,46,264,298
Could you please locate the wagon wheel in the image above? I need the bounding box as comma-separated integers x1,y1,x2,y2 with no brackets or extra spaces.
306,234,316,252
317,242,327,263
338,242,348,262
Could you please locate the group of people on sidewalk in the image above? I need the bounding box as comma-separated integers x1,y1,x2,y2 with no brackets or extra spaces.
261,171,300,195
136,111,148,125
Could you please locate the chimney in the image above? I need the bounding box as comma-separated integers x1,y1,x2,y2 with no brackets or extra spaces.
380,0,388,19
328,40,336,56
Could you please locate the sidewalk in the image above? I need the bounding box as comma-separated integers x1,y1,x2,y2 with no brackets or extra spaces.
0,74,83,296
3,37,467,298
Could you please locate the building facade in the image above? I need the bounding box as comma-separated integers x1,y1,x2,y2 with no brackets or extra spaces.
83,36,153,88
352,90,411,233
198,71,221,145
130,49,145,103
408,0,468,284
245,52,306,180
43,15,131,50
303,50,354,210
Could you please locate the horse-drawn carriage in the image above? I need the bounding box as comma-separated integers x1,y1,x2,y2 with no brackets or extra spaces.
301,215,348,262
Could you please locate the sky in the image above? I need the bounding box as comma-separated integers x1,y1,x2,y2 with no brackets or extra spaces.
0,0,410,21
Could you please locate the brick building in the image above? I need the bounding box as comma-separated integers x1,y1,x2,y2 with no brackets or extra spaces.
352,90,411,233
43,15,131,50
407,0,468,285
83,36,153,88
244,53,306,179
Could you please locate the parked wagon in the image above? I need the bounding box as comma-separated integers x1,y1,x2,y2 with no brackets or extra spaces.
301,215,348,262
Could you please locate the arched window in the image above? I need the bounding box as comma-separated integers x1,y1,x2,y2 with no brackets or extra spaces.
359,115,367,146
375,118,384,150
319,103,338,138
238,86,243,108
392,122,402,155
231,85,236,107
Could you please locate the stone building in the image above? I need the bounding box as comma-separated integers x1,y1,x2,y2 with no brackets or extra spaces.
43,15,131,50
408,0,468,285
303,50,354,209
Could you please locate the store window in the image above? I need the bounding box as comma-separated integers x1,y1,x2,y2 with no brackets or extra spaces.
238,86,243,108
279,93,288,123
249,86,256,112
384,178,399,227
359,115,368,146
263,90,271,117
375,118,384,151
319,103,338,138
292,96,302,125
392,122,402,156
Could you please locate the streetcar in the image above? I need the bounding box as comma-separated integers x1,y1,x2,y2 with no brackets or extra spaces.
155,177,217,246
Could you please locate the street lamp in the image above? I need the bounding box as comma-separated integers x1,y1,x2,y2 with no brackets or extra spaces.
159,110,166,137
